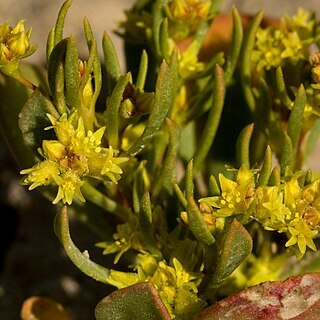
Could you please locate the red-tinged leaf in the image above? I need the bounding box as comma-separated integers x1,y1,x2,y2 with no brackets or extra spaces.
199,272,320,320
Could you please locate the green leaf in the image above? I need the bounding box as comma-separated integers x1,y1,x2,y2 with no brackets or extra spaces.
236,123,254,168
0,65,48,168
173,183,187,209
46,29,55,67
136,50,148,90
152,0,168,58
83,18,102,110
159,18,171,61
133,161,149,214
19,89,59,151
54,0,72,45
304,169,312,186
193,65,225,170
287,84,306,150
257,145,272,187
268,166,281,186
107,73,131,149
240,10,264,112
65,35,81,109
187,197,215,246
47,39,68,114
153,118,179,196
55,206,138,289
275,66,293,110
95,283,170,320
185,159,194,199
206,219,252,292
224,7,243,86
280,132,294,177
209,175,220,196
46,0,72,65
103,32,122,96
54,206,110,283
179,121,196,161
139,192,162,258
161,118,179,193
127,50,178,156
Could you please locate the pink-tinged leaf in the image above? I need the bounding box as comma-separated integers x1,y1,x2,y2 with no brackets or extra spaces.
199,272,320,320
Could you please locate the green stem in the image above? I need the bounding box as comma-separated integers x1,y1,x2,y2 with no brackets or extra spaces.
18,74,37,91
82,182,132,221
193,65,225,171
54,206,110,284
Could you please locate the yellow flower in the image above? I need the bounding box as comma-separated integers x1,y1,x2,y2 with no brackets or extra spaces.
285,218,317,254
53,170,85,205
283,174,302,213
20,160,60,190
77,59,94,109
281,31,305,63
301,180,320,227
0,20,35,76
284,7,315,36
147,257,204,318
179,44,205,79
21,112,128,205
199,166,255,217
71,117,105,157
254,186,290,230
252,28,284,71
166,0,211,41
46,113,76,146
253,175,320,256
167,0,211,21
42,140,66,161
96,219,142,263
252,8,316,72
283,176,320,227
101,146,128,183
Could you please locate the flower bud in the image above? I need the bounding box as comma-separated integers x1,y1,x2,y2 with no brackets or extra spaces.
42,140,66,161
0,20,35,77
7,30,30,56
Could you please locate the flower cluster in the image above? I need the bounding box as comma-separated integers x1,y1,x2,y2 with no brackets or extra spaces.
165,0,212,41
252,8,319,71
20,111,128,205
96,216,206,317
0,20,35,76
199,167,320,256
135,253,205,318
96,217,142,263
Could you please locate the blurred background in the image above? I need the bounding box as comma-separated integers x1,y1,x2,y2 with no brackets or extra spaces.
0,1,320,319
1,0,320,67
